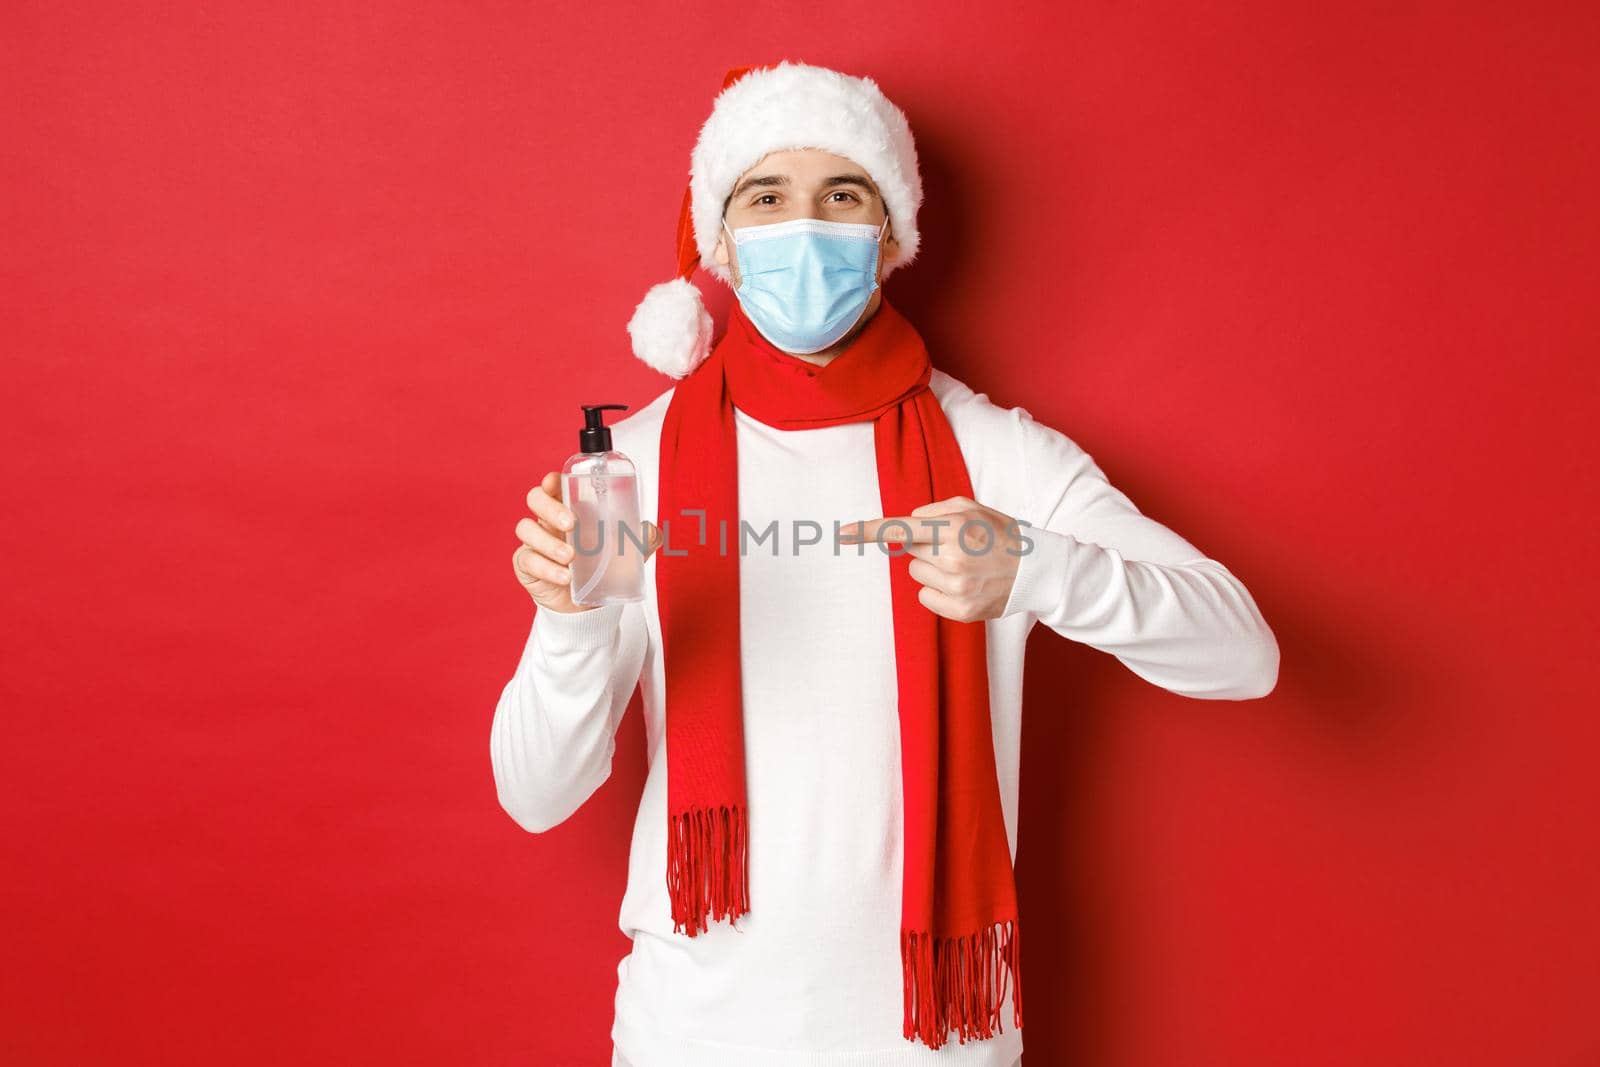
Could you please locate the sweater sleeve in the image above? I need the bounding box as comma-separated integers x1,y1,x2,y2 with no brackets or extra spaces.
998,408,1279,701
490,600,648,832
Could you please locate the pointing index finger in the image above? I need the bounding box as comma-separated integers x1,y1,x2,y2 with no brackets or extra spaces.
838,515,951,545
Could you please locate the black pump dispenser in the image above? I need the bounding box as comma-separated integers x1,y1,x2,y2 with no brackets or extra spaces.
578,404,628,454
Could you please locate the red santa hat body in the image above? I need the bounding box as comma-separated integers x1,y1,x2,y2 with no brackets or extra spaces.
626,61,925,378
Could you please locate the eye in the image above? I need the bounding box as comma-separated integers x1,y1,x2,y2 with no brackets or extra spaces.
752,194,779,206
829,191,860,203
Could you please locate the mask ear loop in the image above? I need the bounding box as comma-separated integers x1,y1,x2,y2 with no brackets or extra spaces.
721,219,742,289
872,216,891,286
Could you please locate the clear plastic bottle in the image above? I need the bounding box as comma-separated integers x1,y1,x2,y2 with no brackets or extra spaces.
561,404,645,607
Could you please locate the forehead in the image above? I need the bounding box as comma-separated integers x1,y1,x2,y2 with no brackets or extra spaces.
737,147,872,183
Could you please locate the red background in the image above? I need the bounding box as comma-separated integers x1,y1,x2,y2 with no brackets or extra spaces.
5,3,1598,1064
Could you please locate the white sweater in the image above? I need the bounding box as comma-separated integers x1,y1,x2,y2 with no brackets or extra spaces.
491,369,1279,1067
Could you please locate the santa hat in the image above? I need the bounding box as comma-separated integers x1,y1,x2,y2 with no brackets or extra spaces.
625,61,925,378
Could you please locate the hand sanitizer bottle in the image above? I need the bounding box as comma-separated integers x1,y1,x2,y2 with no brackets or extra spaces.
561,404,645,607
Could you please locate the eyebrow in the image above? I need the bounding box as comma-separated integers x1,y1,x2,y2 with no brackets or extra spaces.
727,172,879,204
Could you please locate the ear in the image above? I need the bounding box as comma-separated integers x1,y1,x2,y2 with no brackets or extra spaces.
880,222,900,274
713,228,731,267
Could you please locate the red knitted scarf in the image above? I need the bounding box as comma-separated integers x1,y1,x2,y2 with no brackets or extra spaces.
655,294,1024,1048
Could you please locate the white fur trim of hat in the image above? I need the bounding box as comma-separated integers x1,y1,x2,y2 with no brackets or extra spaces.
625,60,925,378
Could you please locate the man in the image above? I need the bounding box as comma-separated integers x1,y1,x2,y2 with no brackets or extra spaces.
493,61,1279,1067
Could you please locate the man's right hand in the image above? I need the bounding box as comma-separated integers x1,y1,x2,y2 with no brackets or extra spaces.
514,471,660,613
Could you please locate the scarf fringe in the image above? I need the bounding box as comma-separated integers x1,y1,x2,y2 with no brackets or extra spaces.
900,918,1024,1049
667,804,749,937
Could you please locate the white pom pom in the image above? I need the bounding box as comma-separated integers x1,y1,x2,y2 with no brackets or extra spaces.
626,277,713,379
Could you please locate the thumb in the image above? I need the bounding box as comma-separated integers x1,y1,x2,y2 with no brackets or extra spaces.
642,520,663,559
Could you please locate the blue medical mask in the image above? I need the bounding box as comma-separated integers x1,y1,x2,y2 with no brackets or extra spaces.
722,216,890,354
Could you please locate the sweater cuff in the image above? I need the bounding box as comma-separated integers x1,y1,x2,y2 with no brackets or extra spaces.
532,602,624,654
1001,522,1078,620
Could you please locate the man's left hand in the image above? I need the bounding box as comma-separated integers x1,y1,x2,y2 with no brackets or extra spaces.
838,496,1028,623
